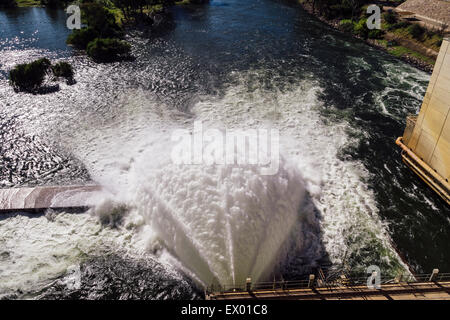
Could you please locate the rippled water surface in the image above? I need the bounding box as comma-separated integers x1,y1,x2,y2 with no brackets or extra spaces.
0,0,449,299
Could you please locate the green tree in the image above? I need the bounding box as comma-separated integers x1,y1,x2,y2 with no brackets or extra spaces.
383,11,398,25
66,27,99,49
81,2,122,37
86,38,131,62
111,0,172,24
308,0,367,19
343,0,365,21
9,58,75,92
408,24,425,40
354,17,369,39
340,19,355,33
52,62,74,79
9,58,52,92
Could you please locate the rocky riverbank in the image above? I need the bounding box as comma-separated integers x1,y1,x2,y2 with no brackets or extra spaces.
296,1,435,73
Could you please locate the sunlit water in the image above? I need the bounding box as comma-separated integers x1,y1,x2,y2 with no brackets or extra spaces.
0,1,449,299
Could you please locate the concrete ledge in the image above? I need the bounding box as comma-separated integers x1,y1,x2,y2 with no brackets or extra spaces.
0,185,103,213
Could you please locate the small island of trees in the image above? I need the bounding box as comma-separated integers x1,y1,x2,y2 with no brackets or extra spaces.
9,58,75,93
66,1,132,62
65,0,204,62
5,0,209,92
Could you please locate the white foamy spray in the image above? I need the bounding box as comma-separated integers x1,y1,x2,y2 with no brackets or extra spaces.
65,71,408,287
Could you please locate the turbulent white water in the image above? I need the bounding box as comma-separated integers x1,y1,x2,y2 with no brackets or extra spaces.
65,98,316,287
191,72,405,274
0,211,133,297
0,68,409,295
41,70,404,288
4,0,447,299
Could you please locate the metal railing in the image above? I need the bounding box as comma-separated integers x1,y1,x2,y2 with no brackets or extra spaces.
206,270,450,294
402,114,418,144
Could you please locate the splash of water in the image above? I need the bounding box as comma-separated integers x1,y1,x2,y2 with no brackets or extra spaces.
69,73,407,287
128,155,308,286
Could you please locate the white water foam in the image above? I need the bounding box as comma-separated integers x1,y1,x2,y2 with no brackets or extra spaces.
65,70,408,286
0,211,136,297
68,107,321,286
192,71,406,274
0,70,409,294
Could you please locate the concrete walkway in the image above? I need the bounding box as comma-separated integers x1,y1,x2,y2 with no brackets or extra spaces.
208,281,450,300
0,185,103,212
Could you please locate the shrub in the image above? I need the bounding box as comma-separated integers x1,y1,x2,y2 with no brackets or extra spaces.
340,19,355,33
52,62,74,79
368,29,384,39
81,2,122,38
383,11,397,25
9,58,51,92
387,21,410,31
408,24,425,40
330,4,353,18
86,38,131,62
354,18,369,39
66,27,99,49
9,59,75,92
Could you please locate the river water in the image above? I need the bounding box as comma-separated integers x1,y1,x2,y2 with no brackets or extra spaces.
0,1,448,299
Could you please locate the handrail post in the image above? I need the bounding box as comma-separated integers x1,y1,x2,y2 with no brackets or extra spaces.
340,274,349,286
429,269,439,282
308,274,315,288
246,277,252,292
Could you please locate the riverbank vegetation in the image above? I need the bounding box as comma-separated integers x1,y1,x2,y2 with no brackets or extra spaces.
51,61,74,79
297,0,445,71
15,0,41,7
86,37,132,62
9,58,74,93
382,13,443,52
0,0,72,8
10,58,52,92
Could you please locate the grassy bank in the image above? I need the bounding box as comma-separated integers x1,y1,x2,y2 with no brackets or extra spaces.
16,0,72,8
373,39,436,65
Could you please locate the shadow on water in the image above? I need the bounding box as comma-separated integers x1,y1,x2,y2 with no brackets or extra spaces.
35,253,204,300
0,208,204,300
276,190,333,282
16,84,61,94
